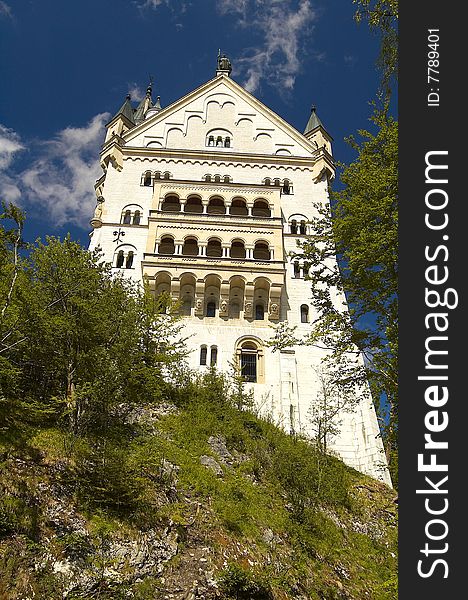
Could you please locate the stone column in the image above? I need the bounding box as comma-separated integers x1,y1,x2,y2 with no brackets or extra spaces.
219,282,230,317
194,280,206,316
171,278,180,305
243,283,255,318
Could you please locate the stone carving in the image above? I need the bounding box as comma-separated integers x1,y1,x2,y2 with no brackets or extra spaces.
90,196,105,228
220,299,228,313
195,298,203,314
270,302,279,315
217,53,232,74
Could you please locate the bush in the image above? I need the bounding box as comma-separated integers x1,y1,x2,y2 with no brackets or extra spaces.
218,563,273,599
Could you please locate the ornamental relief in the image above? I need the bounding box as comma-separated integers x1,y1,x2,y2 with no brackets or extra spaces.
158,183,275,195
123,155,314,172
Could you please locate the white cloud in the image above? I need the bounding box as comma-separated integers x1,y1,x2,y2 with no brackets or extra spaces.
0,124,24,202
127,83,145,102
0,114,110,227
138,0,316,94
138,0,190,13
0,124,24,170
217,0,316,94
0,1,12,19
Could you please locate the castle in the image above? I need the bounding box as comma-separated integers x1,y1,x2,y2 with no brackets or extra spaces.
89,55,391,486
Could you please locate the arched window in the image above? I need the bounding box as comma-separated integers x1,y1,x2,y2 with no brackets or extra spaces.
182,237,198,256
154,171,162,180
290,219,298,234
161,195,180,212
206,301,216,317
200,346,207,365
300,304,309,323
210,346,218,366
125,251,134,269
273,178,281,187
229,302,240,319
133,210,141,225
214,174,221,183
123,210,131,224
163,172,171,180
223,175,230,183
206,238,222,257
184,196,203,214
181,298,192,316
255,304,264,320
264,178,271,186
282,180,291,194
216,136,223,147
208,136,215,147
159,236,175,255
293,262,301,278
204,174,212,182
252,200,270,218
116,250,124,268
230,198,248,216
299,220,307,235
253,242,270,260
224,137,230,148
230,240,246,259
143,172,152,186
238,341,260,383
207,197,225,215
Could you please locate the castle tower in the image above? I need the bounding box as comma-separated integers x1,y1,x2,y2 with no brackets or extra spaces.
89,57,391,486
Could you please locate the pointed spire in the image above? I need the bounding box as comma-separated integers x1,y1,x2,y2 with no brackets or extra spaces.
111,94,135,125
304,105,324,135
145,95,162,120
134,80,154,124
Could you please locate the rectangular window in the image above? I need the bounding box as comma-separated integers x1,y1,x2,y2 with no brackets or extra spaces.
241,353,257,382
210,346,218,366
200,346,207,365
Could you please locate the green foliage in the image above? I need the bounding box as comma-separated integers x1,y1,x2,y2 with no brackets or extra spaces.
219,563,273,599
0,229,185,436
0,207,397,598
353,0,398,95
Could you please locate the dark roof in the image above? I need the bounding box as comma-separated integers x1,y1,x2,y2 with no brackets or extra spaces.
114,95,135,124
304,105,325,135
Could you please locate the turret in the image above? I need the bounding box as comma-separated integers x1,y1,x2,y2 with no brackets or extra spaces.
145,95,162,120
134,83,154,124
303,105,335,181
104,94,135,144
303,105,332,155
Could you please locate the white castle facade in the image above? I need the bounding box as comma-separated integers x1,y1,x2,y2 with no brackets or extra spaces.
89,56,391,486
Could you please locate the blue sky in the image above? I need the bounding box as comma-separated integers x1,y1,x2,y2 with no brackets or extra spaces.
0,0,381,246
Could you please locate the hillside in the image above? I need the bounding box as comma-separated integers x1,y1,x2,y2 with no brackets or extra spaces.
0,229,397,599
0,370,397,600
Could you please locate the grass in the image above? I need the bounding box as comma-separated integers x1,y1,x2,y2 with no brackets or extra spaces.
0,371,397,599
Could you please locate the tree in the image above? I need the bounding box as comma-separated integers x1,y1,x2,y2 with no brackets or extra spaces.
308,365,362,455
0,229,186,435
353,0,398,96
271,3,398,484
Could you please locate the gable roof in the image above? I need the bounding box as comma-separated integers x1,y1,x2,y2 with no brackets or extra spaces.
122,74,318,155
